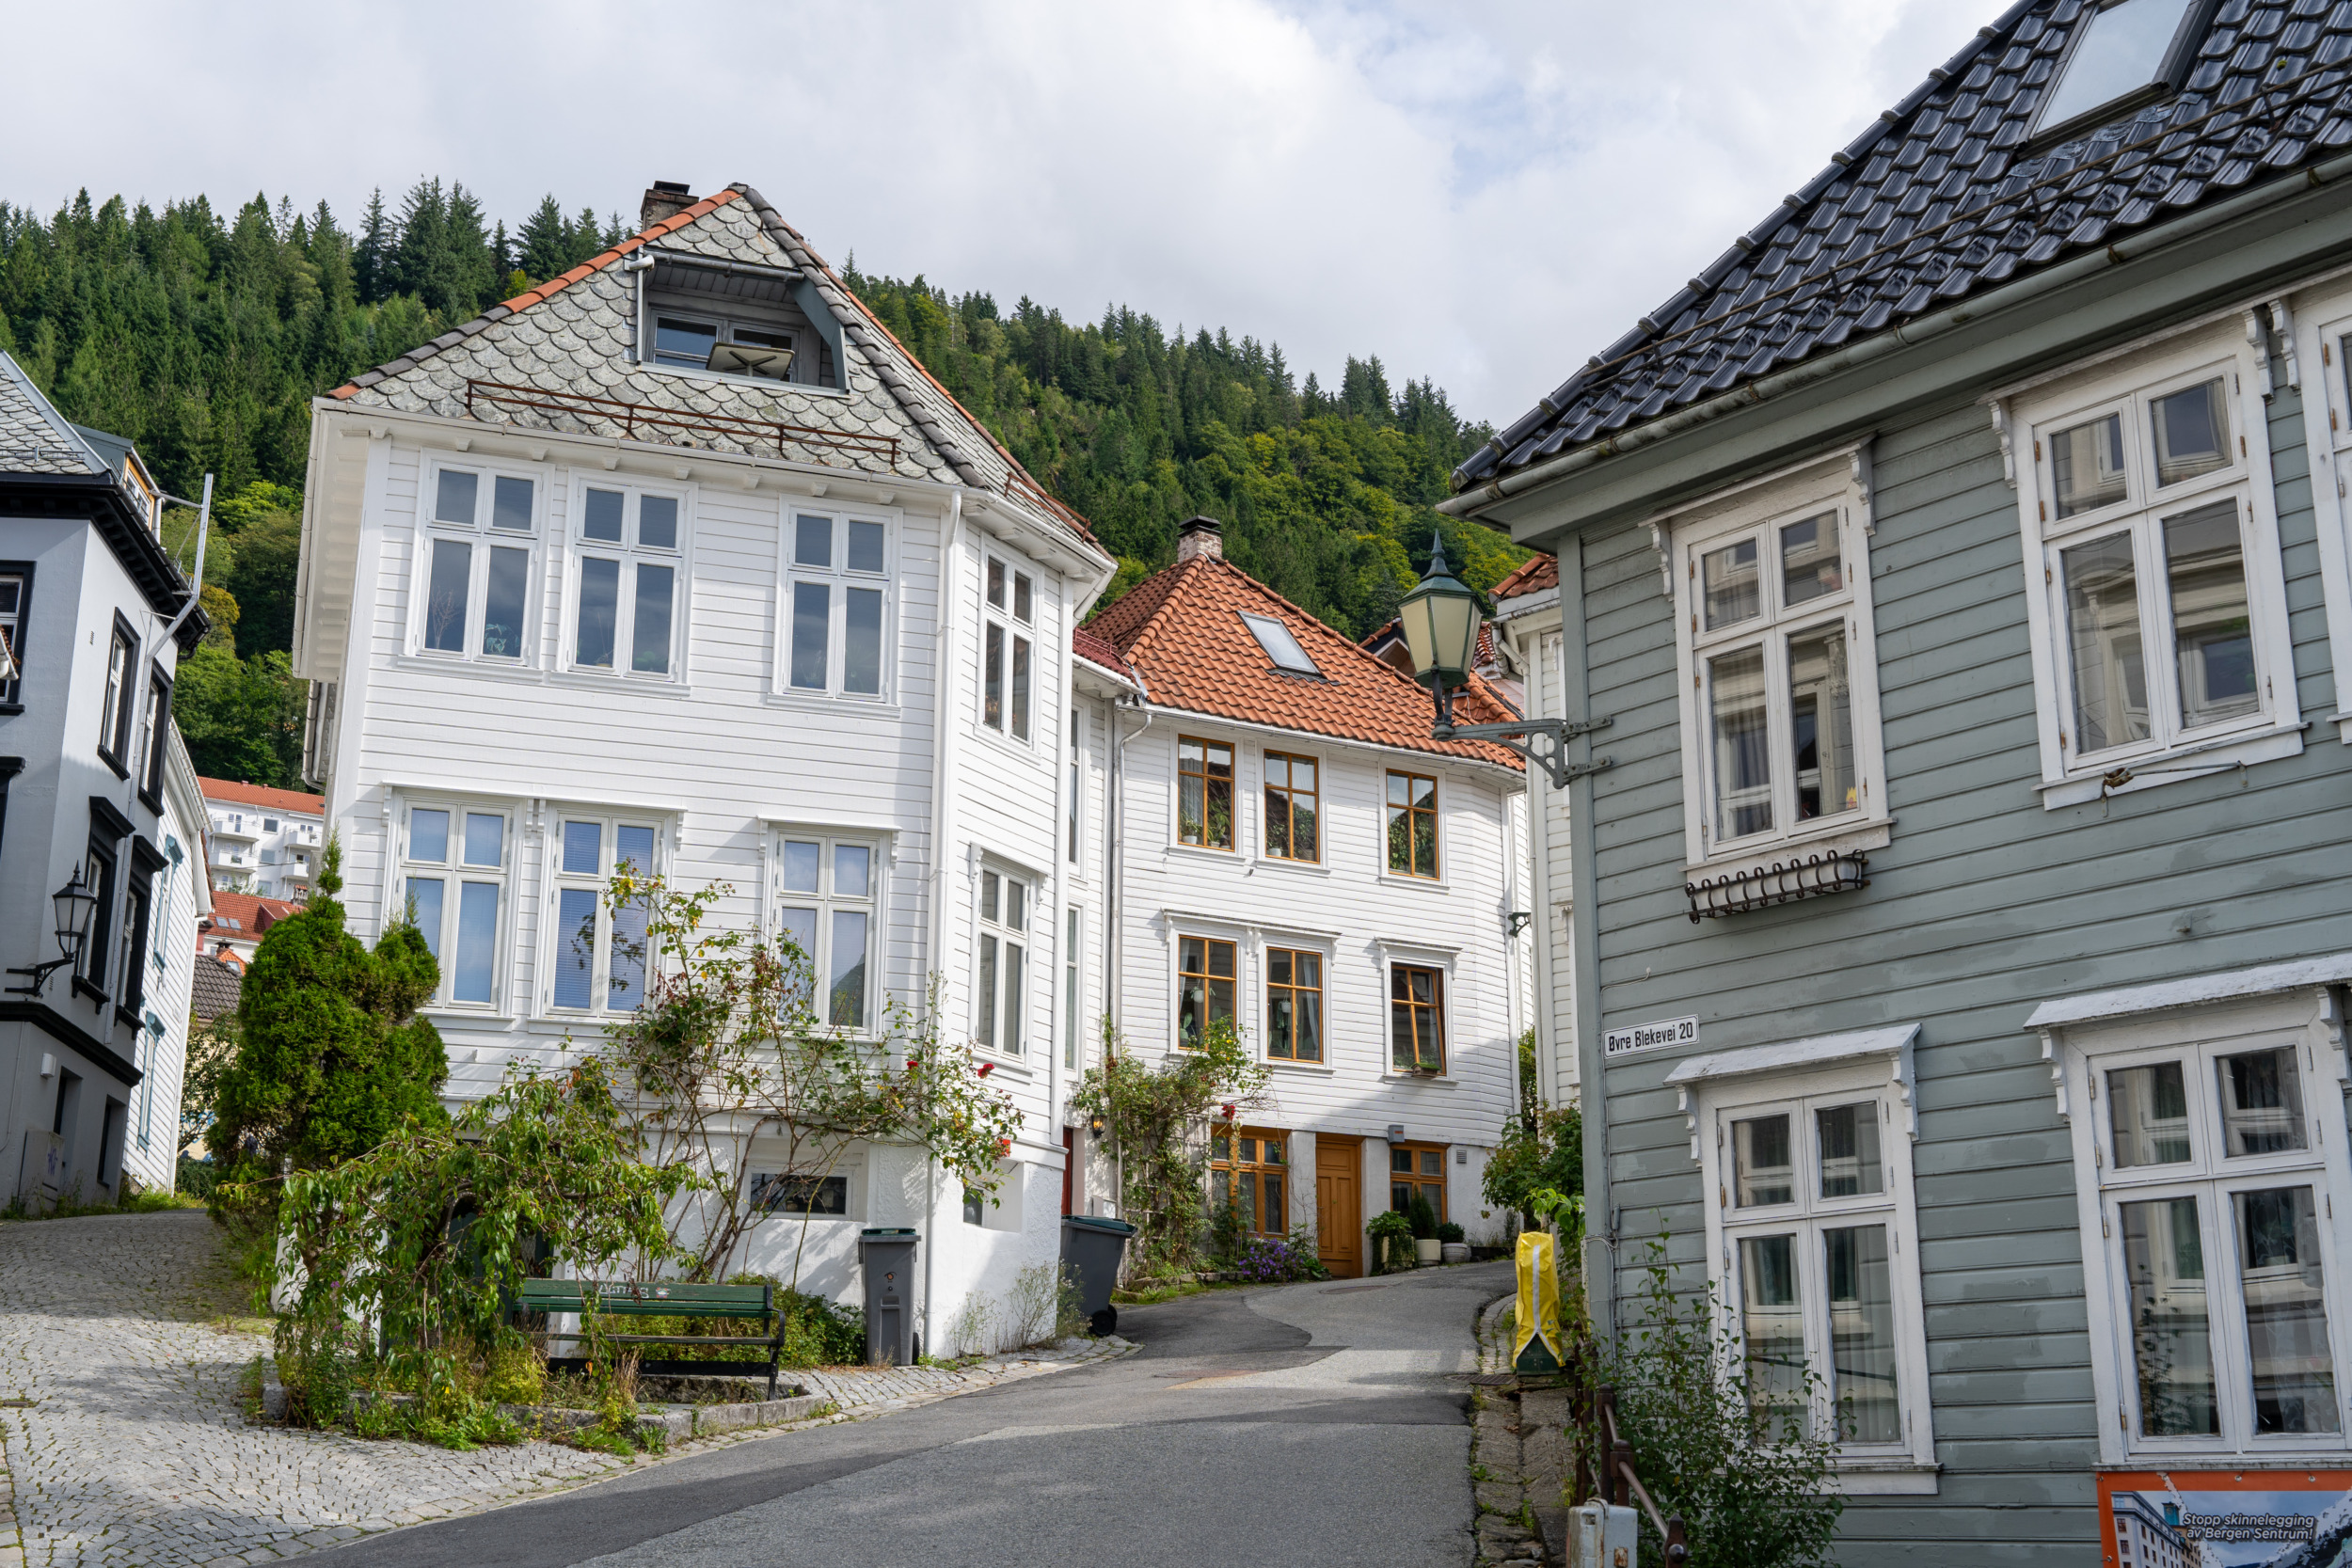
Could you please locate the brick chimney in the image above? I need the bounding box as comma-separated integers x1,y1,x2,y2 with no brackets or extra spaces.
1176,515,1224,563
641,181,695,229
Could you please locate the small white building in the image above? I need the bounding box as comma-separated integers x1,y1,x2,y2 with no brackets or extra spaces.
198,777,324,900
1068,518,1531,1275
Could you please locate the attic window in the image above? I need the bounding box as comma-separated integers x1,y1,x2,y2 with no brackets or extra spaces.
653,315,795,381
2034,0,2204,142
1241,613,1321,677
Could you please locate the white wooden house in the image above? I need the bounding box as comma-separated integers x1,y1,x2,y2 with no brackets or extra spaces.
291,182,1114,1350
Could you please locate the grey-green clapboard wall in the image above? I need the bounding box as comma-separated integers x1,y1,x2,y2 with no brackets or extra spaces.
1575,344,2352,1565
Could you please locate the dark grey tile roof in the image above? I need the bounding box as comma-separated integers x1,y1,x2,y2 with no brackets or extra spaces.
1457,0,2352,491
0,354,106,476
188,954,242,1023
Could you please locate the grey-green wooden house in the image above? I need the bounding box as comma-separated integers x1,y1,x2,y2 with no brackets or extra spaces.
1454,0,2352,1560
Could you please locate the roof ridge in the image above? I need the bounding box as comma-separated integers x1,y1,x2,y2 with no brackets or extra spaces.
1106,556,1214,664
1206,559,1445,701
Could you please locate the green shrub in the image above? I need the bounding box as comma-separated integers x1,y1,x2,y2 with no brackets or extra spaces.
1436,1221,1465,1244
1406,1194,1438,1242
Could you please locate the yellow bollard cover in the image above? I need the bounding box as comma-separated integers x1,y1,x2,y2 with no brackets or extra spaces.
1513,1228,1565,1373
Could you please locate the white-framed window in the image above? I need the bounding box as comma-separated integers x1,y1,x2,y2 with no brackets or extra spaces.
975,863,1029,1055
2050,981,2352,1465
980,555,1034,742
779,509,892,699
1676,1035,1937,1490
544,814,662,1016
398,800,513,1009
649,307,797,381
1067,710,1082,865
1063,905,1081,1070
2285,284,2352,745
0,562,28,707
415,459,541,663
771,831,881,1032
98,614,138,771
1667,451,1887,867
565,476,687,681
2009,323,2297,806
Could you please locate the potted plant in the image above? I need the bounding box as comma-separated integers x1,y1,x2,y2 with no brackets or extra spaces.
1437,1221,1469,1265
1408,1195,1442,1265
1366,1210,1415,1274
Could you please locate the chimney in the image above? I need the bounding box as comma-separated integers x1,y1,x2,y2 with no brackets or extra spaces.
641,181,695,229
1176,515,1224,563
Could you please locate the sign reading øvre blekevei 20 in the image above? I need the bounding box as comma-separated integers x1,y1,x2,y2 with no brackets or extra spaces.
1602,1016,1698,1057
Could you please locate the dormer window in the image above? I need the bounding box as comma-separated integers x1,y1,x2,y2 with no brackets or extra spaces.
641,253,841,388
2033,0,2207,146
652,313,796,381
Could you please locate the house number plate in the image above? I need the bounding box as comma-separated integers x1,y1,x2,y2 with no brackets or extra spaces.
1603,1015,1697,1057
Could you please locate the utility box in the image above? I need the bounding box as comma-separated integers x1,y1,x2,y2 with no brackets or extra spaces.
859,1227,919,1366
1570,1501,1640,1568
1059,1213,1136,1337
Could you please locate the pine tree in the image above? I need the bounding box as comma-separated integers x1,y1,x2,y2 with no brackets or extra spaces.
355,188,389,305
518,194,569,282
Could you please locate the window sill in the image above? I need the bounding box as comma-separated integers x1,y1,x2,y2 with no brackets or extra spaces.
641,362,849,400
544,668,691,697
2039,721,2306,808
2335,710,2352,744
1263,1057,1335,1075
390,653,546,684
1827,1461,1939,1497
421,1006,518,1025
977,1054,1035,1081
98,750,130,782
1376,871,1450,893
1249,855,1329,878
1379,1072,1456,1087
135,787,163,817
1165,841,1242,864
762,689,899,718
72,976,109,1011
0,703,23,717
1684,818,1891,882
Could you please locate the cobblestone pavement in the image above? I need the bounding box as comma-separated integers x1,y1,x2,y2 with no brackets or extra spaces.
0,1211,1128,1568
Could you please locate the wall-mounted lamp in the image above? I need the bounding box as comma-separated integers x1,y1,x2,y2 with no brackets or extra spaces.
1088,1112,1106,1139
1505,911,1533,940
6,872,101,998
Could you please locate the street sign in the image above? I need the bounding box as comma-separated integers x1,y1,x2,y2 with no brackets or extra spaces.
1602,1015,1697,1057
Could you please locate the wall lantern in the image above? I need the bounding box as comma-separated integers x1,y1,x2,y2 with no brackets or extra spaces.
7,870,101,998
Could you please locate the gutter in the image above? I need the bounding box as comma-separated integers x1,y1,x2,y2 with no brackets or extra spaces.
1441,151,2352,521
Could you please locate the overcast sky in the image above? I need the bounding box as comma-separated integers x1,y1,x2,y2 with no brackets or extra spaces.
4,0,2001,427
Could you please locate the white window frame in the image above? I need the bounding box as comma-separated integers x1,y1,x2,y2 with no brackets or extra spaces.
540,810,667,1020
645,302,801,378
2008,323,2299,807
2286,280,2352,745
1371,937,1460,1083
978,552,1037,745
975,862,1033,1057
1675,1033,1937,1492
2049,985,2352,1466
1665,447,1889,872
395,796,516,1013
410,456,546,666
767,827,886,1037
561,471,691,684
1062,904,1083,1071
775,505,897,703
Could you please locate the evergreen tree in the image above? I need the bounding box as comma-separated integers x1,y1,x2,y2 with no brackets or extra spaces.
517,194,569,282
355,188,389,304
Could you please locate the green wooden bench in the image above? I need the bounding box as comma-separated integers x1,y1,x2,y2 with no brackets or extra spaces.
515,1278,786,1401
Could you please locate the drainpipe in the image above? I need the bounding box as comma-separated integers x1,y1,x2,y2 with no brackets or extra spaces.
1106,690,1152,1220
920,491,966,1355
622,253,656,363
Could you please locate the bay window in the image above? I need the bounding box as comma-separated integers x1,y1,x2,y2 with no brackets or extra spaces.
417,462,540,663
781,510,890,699
569,481,685,679
400,800,512,1008
773,832,881,1031
546,815,661,1015
976,865,1029,1054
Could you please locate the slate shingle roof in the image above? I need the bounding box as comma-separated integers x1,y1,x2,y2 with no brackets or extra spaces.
1457,0,2352,491
189,955,243,1023
0,353,107,476
1085,558,1524,769
331,185,1099,548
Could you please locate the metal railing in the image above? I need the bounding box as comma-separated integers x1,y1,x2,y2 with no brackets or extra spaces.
462,380,899,469
1588,1385,1691,1565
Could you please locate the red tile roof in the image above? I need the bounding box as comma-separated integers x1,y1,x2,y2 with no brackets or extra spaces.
1072,626,1137,683
202,892,303,935
197,777,324,815
1490,554,1558,599
1084,559,1522,770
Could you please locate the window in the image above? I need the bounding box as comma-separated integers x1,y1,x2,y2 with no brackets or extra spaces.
1176,935,1236,1047
419,464,539,663
1390,964,1445,1073
1212,1129,1289,1236
751,1171,849,1215
782,511,890,698
2034,0,2203,145
1068,712,1082,863
774,832,880,1030
569,481,684,679
0,563,28,706
400,802,511,1007
652,309,797,380
114,877,150,1020
98,617,137,771
547,816,660,1015
1178,737,1233,850
137,669,170,805
1263,752,1319,863
2280,288,2352,745
78,842,118,993
1385,771,1438,879
1063,907,1081,1070
1266,948,1323,1063
980,556,1035,740
1241,612,1320,676
1391,1144,1447,1219
975,865,1028,1054
262,817,279,833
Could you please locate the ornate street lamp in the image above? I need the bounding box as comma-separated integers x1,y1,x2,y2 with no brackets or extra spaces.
6,870,102,998
1399,531,1613,790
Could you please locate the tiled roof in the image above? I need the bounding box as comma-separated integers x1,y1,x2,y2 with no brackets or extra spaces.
1084,558,1524,770
1072,625,1137,683
329,185,1098,548
203,892,302,935
1458,0,2352,491
1490,555,1558,599
0,353,106,476
189,955,242,1023
198,777,324,815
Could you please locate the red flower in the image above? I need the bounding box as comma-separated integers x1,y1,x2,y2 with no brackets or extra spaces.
977,1061,994,1078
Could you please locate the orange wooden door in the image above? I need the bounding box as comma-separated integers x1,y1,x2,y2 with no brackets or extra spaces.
1315,1135,1361,1279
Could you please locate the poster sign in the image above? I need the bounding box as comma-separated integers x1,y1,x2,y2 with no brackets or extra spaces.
1603,1015,1697,1058
2100,1470,2352,1565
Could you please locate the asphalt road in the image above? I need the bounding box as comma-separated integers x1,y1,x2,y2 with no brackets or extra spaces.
306,1259,1510,1568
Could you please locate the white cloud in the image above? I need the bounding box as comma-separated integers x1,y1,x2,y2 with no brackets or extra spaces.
0,0,2003,424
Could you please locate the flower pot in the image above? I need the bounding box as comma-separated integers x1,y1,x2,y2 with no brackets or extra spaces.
1415,1238,1442,1266
1441,1242,1470,1265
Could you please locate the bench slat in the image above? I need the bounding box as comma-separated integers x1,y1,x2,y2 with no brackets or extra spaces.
525,1332,774,1349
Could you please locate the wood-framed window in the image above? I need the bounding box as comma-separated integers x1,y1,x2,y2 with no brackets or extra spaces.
981,555,1035,742
546,814,661,1017
1389,963,1444,1073
567,478,685,680
2008,322,2296,806
1263,752,1319,863
1178,736,1234,849
97,614,138,774
1176,934,1236,1047
976,864,1029,1055
1265,946,1323,1062
1390,1143,1446,1219
1212,1127,1289,1236
400,800,512,1008
774,832,881,1031
1384,770,1437,879
417,460,540,664
782,509,892,699
0,562,30,709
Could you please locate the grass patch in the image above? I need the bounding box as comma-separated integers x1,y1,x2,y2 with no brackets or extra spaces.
3,1188,204,1223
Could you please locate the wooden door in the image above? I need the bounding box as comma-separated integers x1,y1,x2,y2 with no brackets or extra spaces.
1315,1135,1362,1278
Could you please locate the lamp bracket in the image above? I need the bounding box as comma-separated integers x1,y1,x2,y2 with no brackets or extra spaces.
4,958,72,998
1431,691,1613,790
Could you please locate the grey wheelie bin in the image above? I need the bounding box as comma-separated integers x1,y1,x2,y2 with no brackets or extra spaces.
1059,1213,1136,1337
859,1227,919,1366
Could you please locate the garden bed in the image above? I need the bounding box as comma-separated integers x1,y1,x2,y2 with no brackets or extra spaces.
261,1381,833,1449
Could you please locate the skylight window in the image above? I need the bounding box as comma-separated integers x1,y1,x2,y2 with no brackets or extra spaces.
1241,612,1321,676
2035,0,2203,140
